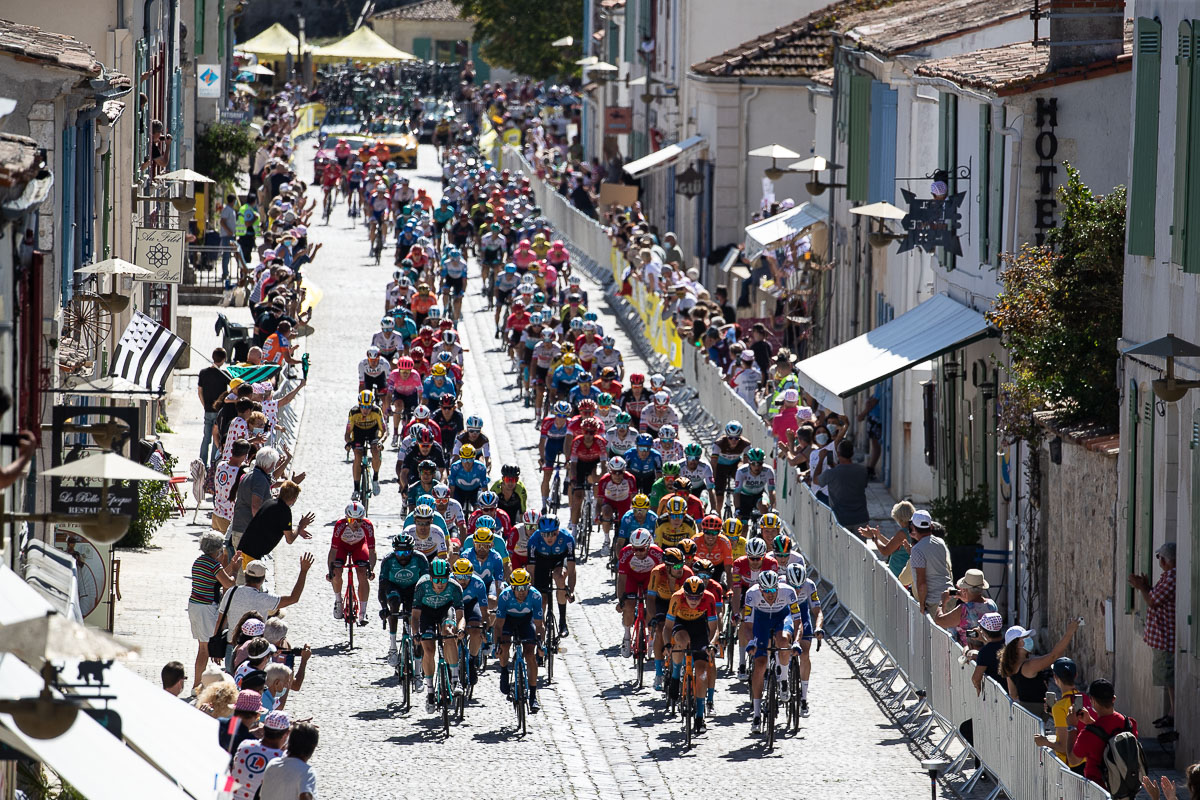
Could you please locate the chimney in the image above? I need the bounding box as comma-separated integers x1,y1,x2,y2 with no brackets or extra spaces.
1048,0,1126,70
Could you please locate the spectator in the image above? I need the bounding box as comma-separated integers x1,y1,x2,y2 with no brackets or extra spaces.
1141,764,1198,800
999,618,1081,717
161,661,186,696
196,672,238,719
219,689,265,753
771,388,802,442
232,710,290,800
970,612,1005,694
222,400,260,464
230,615,267,669
260,721,319,800
661,232,684,270
234,637,276,687
263,663,293,711
198,348,229,465
1128,541,1175,729
189,532,234,692
229,447,280,552
908,510,953,614
1034,657,1089,771
714,284,736,324
814,439,870,530
212,440,251,535
1072,678,1144,796
215,384,255,451
858,500,914,579
212,554,315,671
728,350,761,408
238,481,315,561
749,323,773,377
934,569,999,647
263,618,310,692
856,394,883,481
219,196,238,282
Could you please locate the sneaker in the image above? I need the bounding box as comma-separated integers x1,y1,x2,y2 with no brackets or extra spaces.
559,620,569,638
621,632,631,658
736,664,748,681
358,607,369,626
391,432,400,448
529,694,540,714
372,478,381,496
751,715,763,734
499,670,511,696
800,699,810,716
452,681,464,697
387,644,399,667
425,693,436,713
333,597,344,620
653,673,663,691
707,695,716,717
780,681,790,701
694,716,707,735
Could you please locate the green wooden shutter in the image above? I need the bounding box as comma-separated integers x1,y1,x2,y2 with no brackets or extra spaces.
195,0,205,54
1190,410,1200,656
1186,24,1200,271
470,41,490,82
847,73,871,202
625,1,637,63
979,104,991,262
1129,18,1162,256
608,20,619,63
640,0,652,39
1140,395,1156,601
938,92,959,270
1126,380,1139,612
989,106,1005,266
1172,21,1192,266
412,37,432,62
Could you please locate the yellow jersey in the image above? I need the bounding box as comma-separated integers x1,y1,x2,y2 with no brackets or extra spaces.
347,405,385,436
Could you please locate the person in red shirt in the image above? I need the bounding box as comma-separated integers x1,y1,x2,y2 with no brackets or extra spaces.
694,515,734,584
504,302,531,358
327,503,377,625
596,368,623,400
615,528,663,657
595,456,638,546
567,400,607,437
567,418,607,532
1072,678,1139,792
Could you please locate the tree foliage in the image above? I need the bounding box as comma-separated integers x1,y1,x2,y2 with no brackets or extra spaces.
195,122,259,194
987,164,1126,442
455,0,582,79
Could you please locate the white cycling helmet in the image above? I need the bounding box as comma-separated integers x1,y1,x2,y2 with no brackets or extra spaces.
724,420,743,437
630,528,653,548
746,537,768,558
608,455,627,471
345,501,366,519
758,570,780,591
785,561,807,587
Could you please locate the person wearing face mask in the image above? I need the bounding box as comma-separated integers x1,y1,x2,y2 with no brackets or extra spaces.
858,500,915,579
998,617,1081,718
807,416,844,499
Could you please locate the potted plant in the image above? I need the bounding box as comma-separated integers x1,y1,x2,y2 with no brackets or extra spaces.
929,483,990,579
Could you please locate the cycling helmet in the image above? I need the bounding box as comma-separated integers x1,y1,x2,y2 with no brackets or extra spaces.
414,405,431,419
761,512,782,531
683,576,707,597
452,558,475,578
746,448,766,463
509,568,531,587
569,274,582,286
472,528,495,545
345,501,366,520
723,518,744,537
602,336,616,348
674,477,692,492
693,558,715,578
553,401,572,416
665,496,687,516
418,459,437,475
658,425,676,442
724,420,743,437
442,330,457,344
629,373,645,385
541,328,555,341
380,317,395,331
537,516,559,533
608,455,627,471
359,390,375,406
501,464,520,479
580,418,601,434
430,558,450,578
416,494,435,508
428,307,443,320
615,412,632,426
569,318,584,331
440,394,456,408
677,538,697,558
392,533,414,551
437,351,454,364
684,443,703,459
597,393,613,407
635,433,654,448
392,269,403,281
465,415,483,431
653,391,670,406
662,547,684,567
474,515,497,531
477,490,498,509
700,514,722,532
758,570,780,591
629,528,653,548
746,538,768,558
650,373,666,389
397,357,415,371
785,561,807,587
561,353,577,366
582,321,596,333
578,398,597,413
662,462,681,477
431,364,448,377
415,428,434,445
631,493,651,510
522,510,541,526
772,533,792,555
459,443,476,459
414,504,435,520
432,483,450,499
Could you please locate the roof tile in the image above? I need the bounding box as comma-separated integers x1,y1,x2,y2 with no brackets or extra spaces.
371,0,468,23
0,17,101,76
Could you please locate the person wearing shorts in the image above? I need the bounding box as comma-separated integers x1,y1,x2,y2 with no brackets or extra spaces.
328,514,377,624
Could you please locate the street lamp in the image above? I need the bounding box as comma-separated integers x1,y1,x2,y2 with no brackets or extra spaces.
849,201,907,248
1123,334,1200,402
747,144,801,181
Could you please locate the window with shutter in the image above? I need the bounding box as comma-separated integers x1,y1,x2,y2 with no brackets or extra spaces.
979,104,991,263
1185,23,1200,271
868,81,897,203
1126,380,1139,612
938,92,959,270
412,37,432,62
1140,393,1156,602
1129,18,1161,256
989,106,1005,267
1172,21,1192,267
1190,409,1200,657
847,73,871,202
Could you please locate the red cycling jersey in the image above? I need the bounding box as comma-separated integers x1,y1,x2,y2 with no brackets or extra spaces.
729,554,780,590
467,507,512,536
567,414,607,436
569,434,608,462
597,472,638,503
617,544,664,592
505,311,531,332
331,519,376,564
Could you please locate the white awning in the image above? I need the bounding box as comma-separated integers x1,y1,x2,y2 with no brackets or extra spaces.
622,135,706,178
67,660,229,800
744,202,828,260
0,564,55,626
795,294,994,414
0,655,192,800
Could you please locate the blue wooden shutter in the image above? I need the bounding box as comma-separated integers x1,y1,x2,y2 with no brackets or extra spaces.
867,81,897,203
1129,18,1162,256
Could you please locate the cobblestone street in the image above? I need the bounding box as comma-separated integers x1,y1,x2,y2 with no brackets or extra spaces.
116,142,942,799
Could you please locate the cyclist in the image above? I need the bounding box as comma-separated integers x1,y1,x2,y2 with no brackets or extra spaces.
493,264,522,331
695,514,733,584
403,493,451,538
732,448,777,524
388,357,423,444
619,373,651,428
689,557,727,713
594,393,620,431
423,363,457,406
615,494,657,562
568,398,606,437
574,322,603,373
346,390,385,498
732,537,781,679
405,504,450,561
646,547,693,690
439,246,469,320
448,443,490,510
550,352,586,407
785,560,823,715
462,528,508,598
710,420,752,512
451,557,491,686
744,570,803,733
606,412,639,458
654,424,685,466
432,197,455,248
479,223,507,292
466,494,514,548
648,463,683,510
379,533,431,667
434,395,465,452
494,568,545,713
615,528,664,657
491,464,527,526
537,400,572,506
431,484,467,540
568,373,602,412
328,501,377,626
639,391,679,438
624,433,663,495
411,558,465,712
593,339,624,380
359,346,389,400
454,416,491,471
665,575,720,733
679,443,717,509
531,329,561,417
594,456,637,551
566,417,606,532
526,515,577,638
371,316,403,363
508,510,540,570
404,461,440,508
398,427,446,489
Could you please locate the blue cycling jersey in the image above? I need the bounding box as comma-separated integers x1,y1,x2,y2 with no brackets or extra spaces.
463,547,506,589
623,447,663,474
422,377,457,402
527,530,577,561
448,461,490,490
618,509,658,540
457,574,490,610
496,586,544,620
568,384,602,406
551,364,585,391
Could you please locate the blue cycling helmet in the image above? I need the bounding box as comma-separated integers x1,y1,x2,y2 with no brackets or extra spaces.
636,433,654,448
538,516,559,533
504,263,517,273
417,494,436,508
474,515,498,530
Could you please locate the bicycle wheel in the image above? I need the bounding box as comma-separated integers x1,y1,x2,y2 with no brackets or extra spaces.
346,595,356,651
543,604,555,683
765,672,777,750
682,668,693,749
514,655,527,734
723,613,737,674
440,663,451,736
577,500,591,564
399,635,411,710
549,472,561,515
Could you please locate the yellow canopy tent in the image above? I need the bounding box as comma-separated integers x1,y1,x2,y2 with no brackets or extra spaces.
237,23,306,59
312,26,417,63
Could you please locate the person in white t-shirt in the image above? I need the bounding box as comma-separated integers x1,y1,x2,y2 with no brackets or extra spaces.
231,711,289,800
260,721,319,800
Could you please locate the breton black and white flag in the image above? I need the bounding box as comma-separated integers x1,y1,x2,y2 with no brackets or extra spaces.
110,311,187,391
